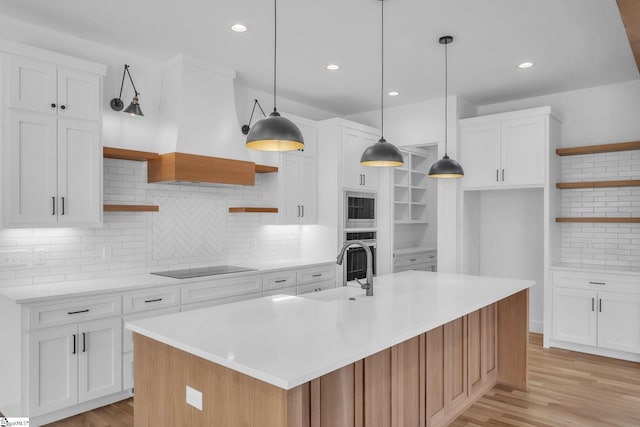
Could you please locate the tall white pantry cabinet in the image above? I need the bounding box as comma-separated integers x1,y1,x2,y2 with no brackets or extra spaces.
2,41,105,227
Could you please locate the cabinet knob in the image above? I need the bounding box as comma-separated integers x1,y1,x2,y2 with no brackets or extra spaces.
60,105,66,110
51,103,56,108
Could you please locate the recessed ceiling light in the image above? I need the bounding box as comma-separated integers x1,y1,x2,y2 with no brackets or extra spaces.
388,91,400,96
231,24,248,33
518,62,534,69
326,64,340,71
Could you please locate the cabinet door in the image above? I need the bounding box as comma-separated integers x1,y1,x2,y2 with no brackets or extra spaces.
460,122,501,189
298,157,317,224
500,116,546,187
28,325,78,416
78,318,122,402
8,56,58,114
57,68,101,121
342,129,366,189
359,132,379,190
280,155,300,224
57,118,101,225
597,292,640,353
6,110,58,226
552,288,597,346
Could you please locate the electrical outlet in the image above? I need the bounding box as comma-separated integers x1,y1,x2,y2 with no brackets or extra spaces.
186,386,203,411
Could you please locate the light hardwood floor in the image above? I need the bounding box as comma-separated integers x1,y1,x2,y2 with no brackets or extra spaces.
44,333,640,427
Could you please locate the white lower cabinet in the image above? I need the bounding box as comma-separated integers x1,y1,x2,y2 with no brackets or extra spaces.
551,269,640,358
394,250,437,273
28,318,121,417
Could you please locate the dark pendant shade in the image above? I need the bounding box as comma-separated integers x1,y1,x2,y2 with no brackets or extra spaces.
245,111,304,151
123,95,144,117
361,137,404,167
428,154,464,178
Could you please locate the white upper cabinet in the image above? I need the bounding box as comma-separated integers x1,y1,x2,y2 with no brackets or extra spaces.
341,128,379,190
8,56,101,121
460,107,551,190
2,48,105,227
280,154,317,225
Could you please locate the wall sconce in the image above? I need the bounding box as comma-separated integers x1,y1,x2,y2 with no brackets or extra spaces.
241,99,267,135
110,64,144,117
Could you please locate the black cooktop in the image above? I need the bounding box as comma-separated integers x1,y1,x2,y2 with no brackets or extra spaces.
150,265,257,279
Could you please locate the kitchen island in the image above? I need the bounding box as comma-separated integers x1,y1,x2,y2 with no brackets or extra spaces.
127,271,532,426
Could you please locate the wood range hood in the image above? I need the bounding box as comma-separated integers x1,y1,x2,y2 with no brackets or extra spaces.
147,152,256,186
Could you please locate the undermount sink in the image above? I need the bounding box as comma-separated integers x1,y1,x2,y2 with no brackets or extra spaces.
300,285,366,302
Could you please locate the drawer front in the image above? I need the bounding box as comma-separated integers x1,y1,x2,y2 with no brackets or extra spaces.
123,306,181,352
425,251,437,263
394,253,427,267
28,295,122,330
263,270,297,291
263,286,297,297
297,264,336,285
181,291,262,312
123,287,181,314
182,274,262,305
552,270,640,294
297,280,336,295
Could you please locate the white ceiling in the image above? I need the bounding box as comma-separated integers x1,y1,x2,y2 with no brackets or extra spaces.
0,0,637,116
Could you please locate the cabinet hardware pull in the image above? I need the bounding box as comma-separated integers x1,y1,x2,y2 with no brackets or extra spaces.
67,309,90,315
502,169,505,181
301,205,304,218
60,105,66,110
312,273,322,277
429,255,435,259
363,174,366,186
496,170,499,182
82,332,86,353
589,281,606,285
144,298,163,303
275,279,287,283
410,258,417,262
61,197,65,215
592,297,595,311
52,196,56,215
72,334,76,354
599,299,602,312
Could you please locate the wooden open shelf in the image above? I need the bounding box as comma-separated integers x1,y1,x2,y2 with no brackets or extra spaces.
255,164,278,173
556,180,640,189
229,207,278,213
556,217,640,223
104,204,159,212
556,141,640,156
103,147,160,161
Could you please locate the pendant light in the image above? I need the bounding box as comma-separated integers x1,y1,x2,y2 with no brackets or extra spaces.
246,0,304,151
428,36,464,178
360,0,404,167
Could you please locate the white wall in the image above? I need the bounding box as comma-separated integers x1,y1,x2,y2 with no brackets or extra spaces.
477,80,640,148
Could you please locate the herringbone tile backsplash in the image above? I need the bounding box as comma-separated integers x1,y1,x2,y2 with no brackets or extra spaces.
0,158,303,287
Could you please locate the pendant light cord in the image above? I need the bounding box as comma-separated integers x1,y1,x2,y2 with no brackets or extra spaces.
444,40,448,156
273,0,278,113
380,0,384,139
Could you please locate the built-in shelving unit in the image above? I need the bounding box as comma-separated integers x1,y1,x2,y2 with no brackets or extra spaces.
555,141,639,224
394,151,429,223
228,207,278,213
103,204,159,212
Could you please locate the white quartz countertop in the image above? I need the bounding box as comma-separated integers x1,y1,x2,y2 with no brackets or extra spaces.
0,258,335,303
551,263,640,276
394,246,437,255
127,270,533,390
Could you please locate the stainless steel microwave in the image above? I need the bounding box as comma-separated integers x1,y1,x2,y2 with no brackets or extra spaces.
344,191,376,229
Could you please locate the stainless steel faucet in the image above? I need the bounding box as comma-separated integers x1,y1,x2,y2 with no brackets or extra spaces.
336,240,374,296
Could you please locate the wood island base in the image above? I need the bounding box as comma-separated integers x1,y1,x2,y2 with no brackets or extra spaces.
133,289,528,427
